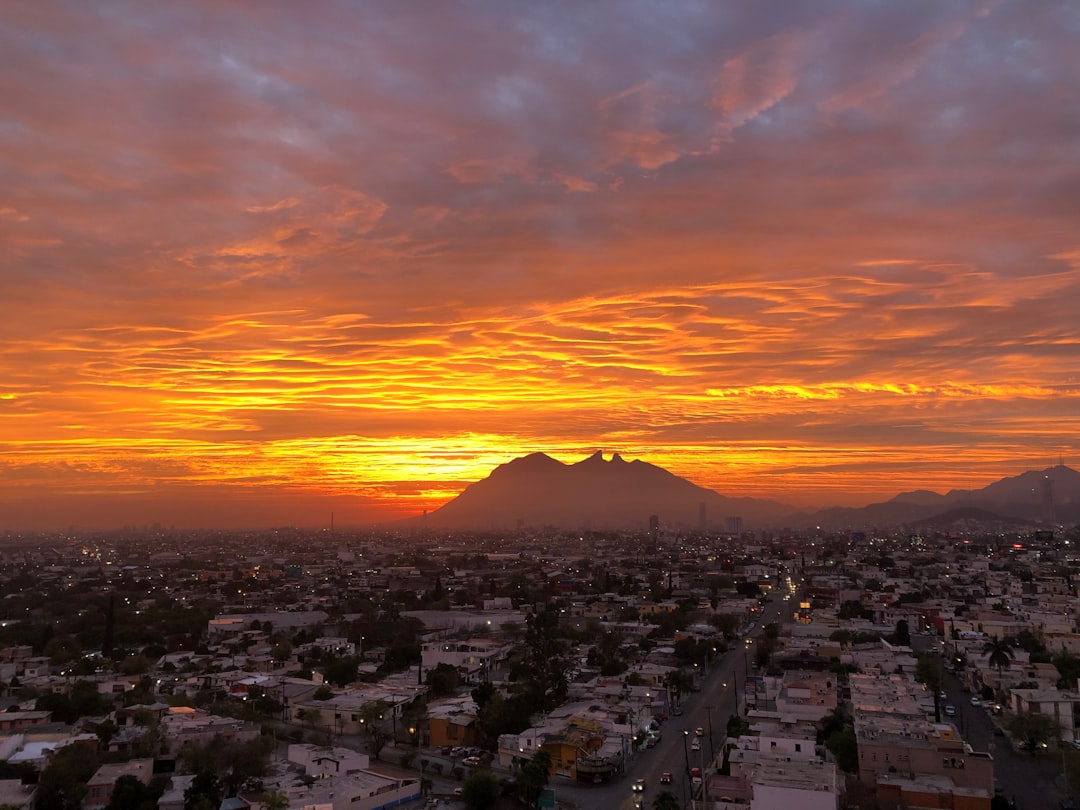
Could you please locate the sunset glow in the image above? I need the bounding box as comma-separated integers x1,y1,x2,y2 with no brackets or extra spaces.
2,2,1078,529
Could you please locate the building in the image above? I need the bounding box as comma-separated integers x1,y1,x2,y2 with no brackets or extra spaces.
83,759,153,810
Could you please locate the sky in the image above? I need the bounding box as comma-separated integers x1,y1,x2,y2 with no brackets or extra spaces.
2,1,1079,530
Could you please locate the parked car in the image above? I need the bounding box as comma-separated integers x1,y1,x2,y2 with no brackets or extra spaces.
462,756,482,766
691,738,701,751
970,696,981,706
944,705,956,716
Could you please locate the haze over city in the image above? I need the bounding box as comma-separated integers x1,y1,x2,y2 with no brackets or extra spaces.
2,1,1078,530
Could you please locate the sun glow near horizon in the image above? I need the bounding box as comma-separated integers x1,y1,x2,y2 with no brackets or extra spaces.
2,2,1079,529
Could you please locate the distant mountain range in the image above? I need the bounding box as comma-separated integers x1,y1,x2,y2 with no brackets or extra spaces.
803,464,1080,529
418,452,1080,531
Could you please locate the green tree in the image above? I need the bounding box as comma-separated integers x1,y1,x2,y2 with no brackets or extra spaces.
471,681,496,711
915,654,944,721
515,610,569,712
358,700,391,759
893,620,911,646
1053,650,1080,690
296,707,320,730
462,768,500,810
514,749,551,807
825,726,858,773
982,637,1013,677
183,770,221,810
106,774,159,810
262,791,288,810
426,663,461,697
1008,711,1059,749
652,791,680,810
665,669,694,703
35,744,101,810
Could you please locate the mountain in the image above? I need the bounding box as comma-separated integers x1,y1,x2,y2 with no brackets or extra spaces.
421,451,798,530
803,464,1080,529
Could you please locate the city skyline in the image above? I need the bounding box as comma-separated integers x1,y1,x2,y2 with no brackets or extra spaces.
2,2,1079,530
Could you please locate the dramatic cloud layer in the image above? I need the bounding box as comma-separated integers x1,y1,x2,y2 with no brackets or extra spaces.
2,0,1078,528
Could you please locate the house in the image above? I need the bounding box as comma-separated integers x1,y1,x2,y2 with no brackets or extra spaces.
83,759,153,810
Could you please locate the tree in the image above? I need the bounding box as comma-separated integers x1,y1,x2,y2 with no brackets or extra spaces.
665,669,694,703
915,655,944,721
262,791,288,810
893,620,911,646
296,707,320,730
825,726,858,773
982,637,1013,677
426,663,462,697
514,610,569,712
471,681,496,711
462,769,500,810
322,656,359,687
726,713,750,738
35,743,101,810
652,791,680,810
358,700,391,759
183,770,221,810
1053,650,1080,690
1008,711,1059,749
106,774,160,810
514,749,551,807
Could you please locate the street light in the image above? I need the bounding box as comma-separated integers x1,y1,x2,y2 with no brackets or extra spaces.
681,731,691,808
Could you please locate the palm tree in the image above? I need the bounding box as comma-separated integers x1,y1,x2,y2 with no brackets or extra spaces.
983,637,1014,678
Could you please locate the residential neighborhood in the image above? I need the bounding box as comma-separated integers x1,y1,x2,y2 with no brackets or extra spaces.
2,522,1080,810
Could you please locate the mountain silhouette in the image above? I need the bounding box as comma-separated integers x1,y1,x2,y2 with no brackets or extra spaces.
418,455,1080,531
803,464,1080,528
422,451,796,530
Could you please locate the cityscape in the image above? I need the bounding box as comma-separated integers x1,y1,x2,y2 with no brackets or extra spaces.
3,2,1080,810
3,515,1080,810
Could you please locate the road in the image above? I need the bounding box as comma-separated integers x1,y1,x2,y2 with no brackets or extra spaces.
914,635,1068,810
551,595,792,810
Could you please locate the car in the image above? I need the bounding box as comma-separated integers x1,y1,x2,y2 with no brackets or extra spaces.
462,756,482,766
690,767,702,785
944,705,956,716
673,706,684,716
646,736,657,748
695,727,705,736
660,772,672,784
1073,740,1080,751
632,778,646,792
970,696,981,706
938,690,947,700
691,738,701,751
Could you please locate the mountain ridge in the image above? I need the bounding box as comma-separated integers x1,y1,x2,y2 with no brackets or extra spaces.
418,454,1080,531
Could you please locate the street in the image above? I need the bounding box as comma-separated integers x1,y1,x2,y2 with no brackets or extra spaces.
549,596,791,810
